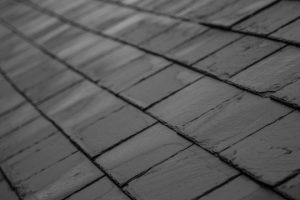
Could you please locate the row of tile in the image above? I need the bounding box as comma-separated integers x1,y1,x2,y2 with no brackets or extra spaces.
107,0,300,44
1,0,300,200
20,0,300,109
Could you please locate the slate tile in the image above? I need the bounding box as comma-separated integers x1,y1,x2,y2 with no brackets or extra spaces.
272,18,300,44
205,0,275,27
10,59,66,91
141,22,207,54
149,77,241,129
74,105,155,156
181,92,291,152
1,133,77,183
97,124,190,184
120,15,177,44
154,0,195,15
231,46,300,93
198,176,285,200
0,77,24,115
125,146,238,200
278,174,300,200
194,36,284,78
122,65,202,108
39,81,125,135
176,0,237,20
15,152,102,200
272,80,300,108
136,0,167,10
24,17,58,38
167,29,242,65
235,1,300,35
82,45,144,81
0,117,57,163
100,54,171,92
34,20,65,44
63,0,103,20
0,103,39,139
25,70,82,104
0,179,19,200
66,177,130,200
222,111,300,185
66,39,121,69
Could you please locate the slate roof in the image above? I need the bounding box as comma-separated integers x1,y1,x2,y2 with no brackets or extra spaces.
0,0,300,200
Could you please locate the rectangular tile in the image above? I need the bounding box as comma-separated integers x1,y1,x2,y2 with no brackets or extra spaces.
181,92,291,152
272,18,300,44
15,152,102,200
234,1,300,35
100,54,170,92
97,124,190,184
125,146,238,200
194,36,284,78
66,177,130,200
231,46,300,93
167,29,241,65
1,133,77,183
278,174,300,200
122,64,202,108
0,117,57,162
73,105,155,156
148,77,241,129
222,111,300,185
199,176,284,200
272,80,300,108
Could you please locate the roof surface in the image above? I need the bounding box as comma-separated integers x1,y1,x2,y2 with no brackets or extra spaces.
0,0,300,200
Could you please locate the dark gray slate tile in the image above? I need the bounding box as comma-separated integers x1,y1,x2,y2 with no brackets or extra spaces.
66,177,130,200
97,124,190,184
73,106,155,156
66,39,121,69
272,80,300,108
148,77,241,129
199,176,285,200
205,0,276,27
39,81,125,136
194,36,284,78
0,77,24,115
15,152,102,200
231,46,300,93
181,92,291,152
0,103,39,139
1,133,77,183
120,15,177,44
100,54,171,92
141,22,207,54
0,117,57,162
122,65,201,108
82,45,144,81
167,29,242,65
154,0,195,15
0,180,19,200
235,1,300,35
125,146,238,200
222,111,300,185
272,18,300,44
25,70,82,104
278,174,300,200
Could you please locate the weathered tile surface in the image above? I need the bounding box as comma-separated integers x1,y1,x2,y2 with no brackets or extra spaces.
97,124,190,184
167,29,241,65
182,92,291,152
272,18,300,44
235,1,300,35
74,106,155,156
126,146,238,200
222,111,300,185
100,54,170,92
66,177,130,200
122,65,201,108
194,36,284,78
278,174,300,200
232,46,300,93
0,179,19,200
272,80,300,108
149,77,241,128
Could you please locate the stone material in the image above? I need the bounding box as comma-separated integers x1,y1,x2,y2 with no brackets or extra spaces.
278,174,300,200
97,124,190,184
272,19,300,44
272,80,300,108
126,146,238,200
